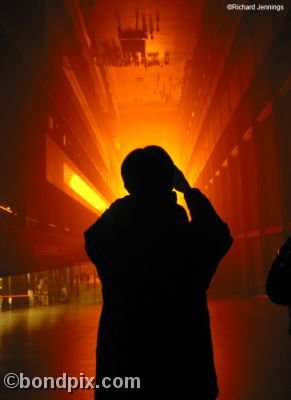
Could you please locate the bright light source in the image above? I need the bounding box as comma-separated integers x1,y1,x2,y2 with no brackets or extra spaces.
69,174,107,212
64,164,108,213
0,205,13,214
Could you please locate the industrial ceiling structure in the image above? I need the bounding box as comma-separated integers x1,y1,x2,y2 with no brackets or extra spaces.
83,0,204,167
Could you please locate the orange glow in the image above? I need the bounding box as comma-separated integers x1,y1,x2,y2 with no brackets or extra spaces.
62,56,109,166
69,174,107,212
64,164,108,213
0,295,29,298
0,205,13,214
231,145,239,157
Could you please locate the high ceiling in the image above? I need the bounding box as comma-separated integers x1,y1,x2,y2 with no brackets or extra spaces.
84,0,204,167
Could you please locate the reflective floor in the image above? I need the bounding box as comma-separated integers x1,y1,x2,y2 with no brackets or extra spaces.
1,293,291,400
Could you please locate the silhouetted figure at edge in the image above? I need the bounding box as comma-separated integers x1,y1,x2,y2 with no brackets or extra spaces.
84,146,233,399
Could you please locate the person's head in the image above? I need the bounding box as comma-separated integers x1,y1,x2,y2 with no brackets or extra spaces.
121,145,174,195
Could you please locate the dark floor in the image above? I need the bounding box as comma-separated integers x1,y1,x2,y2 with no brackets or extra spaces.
0,293,291,400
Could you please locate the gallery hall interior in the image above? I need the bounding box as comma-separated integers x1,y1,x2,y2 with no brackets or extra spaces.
0,1,291,399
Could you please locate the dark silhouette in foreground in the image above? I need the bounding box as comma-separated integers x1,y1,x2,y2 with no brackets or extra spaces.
266,236,291,335
84,146,233,399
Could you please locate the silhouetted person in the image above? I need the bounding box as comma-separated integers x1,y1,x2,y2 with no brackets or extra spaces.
84,146,233,399
266,236,291,335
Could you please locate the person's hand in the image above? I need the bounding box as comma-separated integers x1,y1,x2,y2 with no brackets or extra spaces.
173,166,191,194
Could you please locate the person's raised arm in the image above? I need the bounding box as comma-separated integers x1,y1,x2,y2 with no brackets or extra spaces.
173,166,233,288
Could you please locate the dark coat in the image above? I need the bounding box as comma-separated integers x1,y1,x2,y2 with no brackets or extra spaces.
84,189,232,399
266,236,291,305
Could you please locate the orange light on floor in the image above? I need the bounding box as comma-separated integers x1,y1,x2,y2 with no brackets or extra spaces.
64,164,108,213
